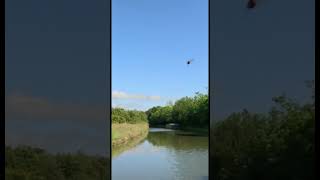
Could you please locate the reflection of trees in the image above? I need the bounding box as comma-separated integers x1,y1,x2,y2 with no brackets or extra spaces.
112,132,148,158
147,132,208,151
147,131,209,179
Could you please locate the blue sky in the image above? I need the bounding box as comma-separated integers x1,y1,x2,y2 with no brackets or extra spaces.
112,0,208,110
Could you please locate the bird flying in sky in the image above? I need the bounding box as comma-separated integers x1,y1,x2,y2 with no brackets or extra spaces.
247,0,256,9
186,59,194,65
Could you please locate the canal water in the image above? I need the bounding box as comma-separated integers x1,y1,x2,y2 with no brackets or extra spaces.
112,128,208,180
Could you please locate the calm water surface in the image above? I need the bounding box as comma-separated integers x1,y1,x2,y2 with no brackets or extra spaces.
112,128,208,180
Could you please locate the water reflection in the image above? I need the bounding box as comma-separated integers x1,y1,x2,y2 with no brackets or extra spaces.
112,128,208,180
112,131,148,157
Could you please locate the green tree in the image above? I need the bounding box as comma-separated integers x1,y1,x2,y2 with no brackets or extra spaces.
211,82,315,180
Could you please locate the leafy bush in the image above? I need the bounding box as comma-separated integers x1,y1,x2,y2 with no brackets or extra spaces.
112,108,147,124
211,82,315,180
5,146,110,180
146,92,209,127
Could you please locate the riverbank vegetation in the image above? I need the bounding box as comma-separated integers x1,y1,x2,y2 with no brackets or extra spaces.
112,123,148,147
112,129,147,157
5,146,109,180
112,108,148,124
146,92,209,129
112,108,148,147
112,93,209,147
211,81,315,180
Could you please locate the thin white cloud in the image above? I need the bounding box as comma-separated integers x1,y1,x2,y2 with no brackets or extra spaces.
5,94,108,122
112,90,161,101
112,102,143,110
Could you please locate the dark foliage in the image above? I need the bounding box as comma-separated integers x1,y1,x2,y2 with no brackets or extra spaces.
211,82,315,180
5,146,110,180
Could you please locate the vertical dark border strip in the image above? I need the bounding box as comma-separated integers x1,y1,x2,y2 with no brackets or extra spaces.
3,0,6,179
208,0,211,179
209,0,215,179
110,0,113,179
315,0,318,179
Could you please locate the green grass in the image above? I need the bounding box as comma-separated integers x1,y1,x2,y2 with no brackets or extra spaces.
112,123,148,147
112,131,119,140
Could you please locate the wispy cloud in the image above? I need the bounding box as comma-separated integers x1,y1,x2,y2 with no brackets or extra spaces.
112,102,144,110
112,90,161,101
5,93,109,122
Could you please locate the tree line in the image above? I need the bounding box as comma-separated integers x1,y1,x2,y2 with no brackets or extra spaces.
112,108,147,123
146,92,209,128
112,92,208,128
5,146,109,180
211,81,315,180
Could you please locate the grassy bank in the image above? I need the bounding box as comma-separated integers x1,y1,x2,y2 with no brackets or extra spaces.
112,131,147,157
5,146,109,180
112,123,149,147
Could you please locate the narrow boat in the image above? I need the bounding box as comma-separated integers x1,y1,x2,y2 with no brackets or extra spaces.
165,123,180,129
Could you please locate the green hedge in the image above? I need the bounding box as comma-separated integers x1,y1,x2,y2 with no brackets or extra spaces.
112,108,147,124
146,92,208,128
5,146,110,180
211,82,315,180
